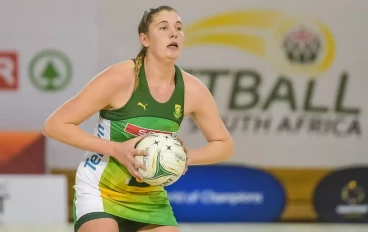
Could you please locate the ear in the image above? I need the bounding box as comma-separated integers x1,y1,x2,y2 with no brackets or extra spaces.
139,33,149,48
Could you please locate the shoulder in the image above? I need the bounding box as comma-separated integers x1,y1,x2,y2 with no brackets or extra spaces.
180,68,214,112
181,69,208,94
96,59,136,89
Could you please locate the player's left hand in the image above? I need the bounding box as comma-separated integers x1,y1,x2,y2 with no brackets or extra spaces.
177,137,190,175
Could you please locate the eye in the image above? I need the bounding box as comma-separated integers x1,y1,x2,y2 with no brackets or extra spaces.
177,27,182,31
160,26,168,30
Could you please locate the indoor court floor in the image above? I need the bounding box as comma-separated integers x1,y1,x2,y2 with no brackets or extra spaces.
0,223,366,232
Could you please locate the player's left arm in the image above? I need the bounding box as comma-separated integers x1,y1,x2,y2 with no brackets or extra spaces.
183,72,235,165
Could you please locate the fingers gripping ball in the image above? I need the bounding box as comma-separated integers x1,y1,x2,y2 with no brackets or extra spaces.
135,133,187,186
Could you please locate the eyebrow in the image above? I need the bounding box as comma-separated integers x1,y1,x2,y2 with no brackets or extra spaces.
156,20,183,26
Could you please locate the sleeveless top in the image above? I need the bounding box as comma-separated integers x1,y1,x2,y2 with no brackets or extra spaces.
76,59,185,226
97,59,185,191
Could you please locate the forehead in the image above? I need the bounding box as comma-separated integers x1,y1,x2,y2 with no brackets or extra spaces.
152,10,182,24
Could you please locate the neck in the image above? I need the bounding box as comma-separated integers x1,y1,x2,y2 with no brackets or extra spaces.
144,55,175,84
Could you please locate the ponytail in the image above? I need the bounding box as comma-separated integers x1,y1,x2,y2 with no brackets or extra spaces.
134,47,147,89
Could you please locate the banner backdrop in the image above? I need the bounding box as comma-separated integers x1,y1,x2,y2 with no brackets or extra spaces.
0,0,99,168
98,0,368,168
1,0,367,169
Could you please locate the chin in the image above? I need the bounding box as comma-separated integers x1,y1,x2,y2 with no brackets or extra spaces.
164,54,180,62
165,47,182,58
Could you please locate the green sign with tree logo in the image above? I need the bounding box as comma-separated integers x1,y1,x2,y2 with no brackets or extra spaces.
29,49,72,92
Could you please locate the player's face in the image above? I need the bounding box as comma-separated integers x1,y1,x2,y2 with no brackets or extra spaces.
146,10,184,61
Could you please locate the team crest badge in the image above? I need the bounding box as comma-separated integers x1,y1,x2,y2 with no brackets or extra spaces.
173,104,182,119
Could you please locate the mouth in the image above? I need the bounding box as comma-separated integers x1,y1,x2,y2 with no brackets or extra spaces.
167,42,178,48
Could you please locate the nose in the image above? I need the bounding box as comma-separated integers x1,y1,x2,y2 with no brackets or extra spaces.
170,29,178,38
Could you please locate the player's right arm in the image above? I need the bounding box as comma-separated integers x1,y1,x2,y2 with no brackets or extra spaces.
42,61,146,179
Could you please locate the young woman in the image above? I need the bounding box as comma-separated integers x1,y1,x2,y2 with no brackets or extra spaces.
43,6,234,232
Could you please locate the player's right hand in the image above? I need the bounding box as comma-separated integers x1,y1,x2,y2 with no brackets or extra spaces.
112,134,148,181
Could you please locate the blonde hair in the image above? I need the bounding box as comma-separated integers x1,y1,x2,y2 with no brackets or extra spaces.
134,5,177,89
134,47,146,89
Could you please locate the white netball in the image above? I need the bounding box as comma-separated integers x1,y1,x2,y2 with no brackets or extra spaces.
135,133,187,186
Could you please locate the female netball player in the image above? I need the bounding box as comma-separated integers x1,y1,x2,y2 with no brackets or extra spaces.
42,5,234,232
